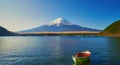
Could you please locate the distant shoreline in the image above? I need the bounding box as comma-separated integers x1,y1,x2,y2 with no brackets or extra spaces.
18,31,100,36
16,31,120,37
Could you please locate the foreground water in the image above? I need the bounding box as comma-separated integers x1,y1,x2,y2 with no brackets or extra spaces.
0,36,120,65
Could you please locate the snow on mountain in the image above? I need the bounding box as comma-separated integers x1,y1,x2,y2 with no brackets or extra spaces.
48,18,73,26
20,18,100,32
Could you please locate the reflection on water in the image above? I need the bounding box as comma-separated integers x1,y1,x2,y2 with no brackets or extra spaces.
0,36,120,65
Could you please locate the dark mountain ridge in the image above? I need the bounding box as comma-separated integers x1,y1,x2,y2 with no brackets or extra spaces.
0,26,16,36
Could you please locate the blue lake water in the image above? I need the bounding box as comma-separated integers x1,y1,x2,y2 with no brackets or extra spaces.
0,36,120,65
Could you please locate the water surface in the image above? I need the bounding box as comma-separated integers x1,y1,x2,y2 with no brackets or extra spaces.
0,36,120,65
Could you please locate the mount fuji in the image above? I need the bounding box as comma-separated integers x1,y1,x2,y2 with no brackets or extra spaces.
21,18,100,32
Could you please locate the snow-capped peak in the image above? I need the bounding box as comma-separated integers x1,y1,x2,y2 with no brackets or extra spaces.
48,18,73,26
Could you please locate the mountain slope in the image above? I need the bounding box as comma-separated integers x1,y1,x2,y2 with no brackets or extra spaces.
0,26,16,36
100,20,120,35
21,18,100,32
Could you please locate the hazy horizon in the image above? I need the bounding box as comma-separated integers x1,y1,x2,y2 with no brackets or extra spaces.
0,0,120,32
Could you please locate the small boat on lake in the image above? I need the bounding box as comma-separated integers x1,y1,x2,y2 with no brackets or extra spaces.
72,50,91,65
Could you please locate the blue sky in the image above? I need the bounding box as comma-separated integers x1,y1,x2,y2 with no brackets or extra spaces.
0,0,120,31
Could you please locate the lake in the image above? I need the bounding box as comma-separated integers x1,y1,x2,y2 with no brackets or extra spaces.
0,36,120,65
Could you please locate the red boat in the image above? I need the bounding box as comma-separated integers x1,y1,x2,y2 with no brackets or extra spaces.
72,51,91,65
